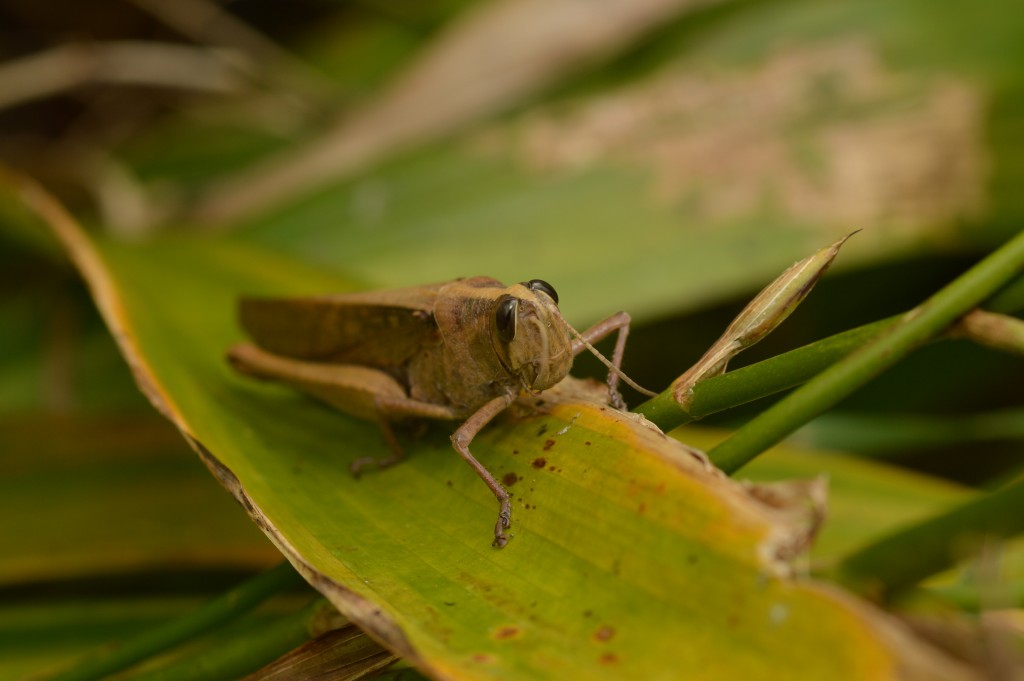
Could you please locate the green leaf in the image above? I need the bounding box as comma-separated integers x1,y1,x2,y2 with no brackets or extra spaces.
15,178,980,680
0,597,214,681
670,427,972,562
0,414,279,587
833,475,1024,601
39,563,307,681
2,594,320,681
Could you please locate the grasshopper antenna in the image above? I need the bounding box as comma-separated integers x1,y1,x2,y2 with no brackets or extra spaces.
557,314,658,398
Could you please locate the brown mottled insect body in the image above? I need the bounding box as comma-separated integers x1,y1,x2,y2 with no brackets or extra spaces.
228,276,646,547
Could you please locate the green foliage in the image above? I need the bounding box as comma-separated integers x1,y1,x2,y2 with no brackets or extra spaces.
3,0,1024,678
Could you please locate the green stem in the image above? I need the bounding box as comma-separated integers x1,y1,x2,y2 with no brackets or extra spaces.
831,476,1024,601
708,230,1024,474
635,269,1024,433
635,318,894,429
45,562,306,681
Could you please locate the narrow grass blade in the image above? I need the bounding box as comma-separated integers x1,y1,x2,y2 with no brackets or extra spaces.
43,563,305,681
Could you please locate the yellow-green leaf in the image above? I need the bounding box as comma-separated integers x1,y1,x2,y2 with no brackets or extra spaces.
10,175,981,680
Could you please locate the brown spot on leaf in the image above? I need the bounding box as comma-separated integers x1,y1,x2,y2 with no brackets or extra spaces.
637,502,647,514
542,439,556,451
599,653,619,665
535,424,548,437
532,457,547,469
471,653,496,664
494,625,520,640
594,625,615,642
502,472,519,486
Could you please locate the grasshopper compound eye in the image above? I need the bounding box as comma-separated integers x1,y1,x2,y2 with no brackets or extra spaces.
523,279,558,305
495,294,518,343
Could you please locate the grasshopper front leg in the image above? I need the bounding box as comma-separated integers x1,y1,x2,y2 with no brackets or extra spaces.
570,311,636,409
451,393,517,548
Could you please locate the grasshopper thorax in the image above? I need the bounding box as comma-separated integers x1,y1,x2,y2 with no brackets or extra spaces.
492,279,573,393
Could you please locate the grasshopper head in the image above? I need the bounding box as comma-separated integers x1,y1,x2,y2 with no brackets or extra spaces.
493,279,573,393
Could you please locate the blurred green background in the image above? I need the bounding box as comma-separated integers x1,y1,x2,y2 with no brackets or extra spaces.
2,0,1023,678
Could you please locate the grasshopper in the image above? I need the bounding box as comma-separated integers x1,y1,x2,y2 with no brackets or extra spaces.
227,277,653,547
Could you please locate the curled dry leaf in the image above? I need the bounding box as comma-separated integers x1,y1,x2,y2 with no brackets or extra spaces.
741,477,829,566
671,233,855,412
245,614,398,681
